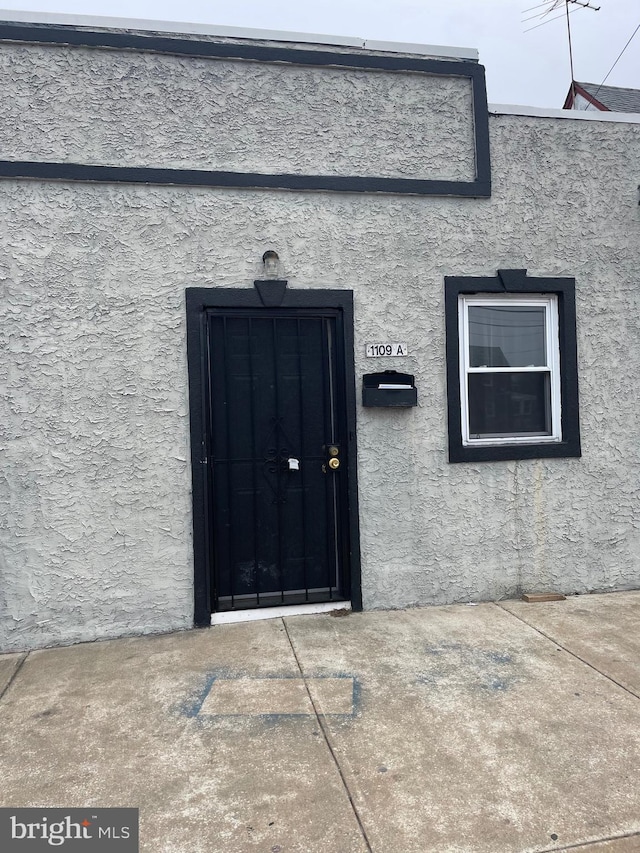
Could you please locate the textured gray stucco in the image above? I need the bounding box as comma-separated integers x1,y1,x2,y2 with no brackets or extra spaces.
1,35,640,651
0,42,475,180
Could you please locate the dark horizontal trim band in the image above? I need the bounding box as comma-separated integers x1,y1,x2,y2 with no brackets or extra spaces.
0,160,492,197
0,23,479,76
448,442,582,463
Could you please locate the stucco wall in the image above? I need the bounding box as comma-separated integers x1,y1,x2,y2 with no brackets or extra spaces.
0,41,475,181
1,35,640,651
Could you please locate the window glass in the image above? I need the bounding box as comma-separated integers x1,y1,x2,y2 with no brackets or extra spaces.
468,372,552,437
468,305,547,367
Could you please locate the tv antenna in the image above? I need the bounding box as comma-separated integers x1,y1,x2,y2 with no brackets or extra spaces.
523,0,600,105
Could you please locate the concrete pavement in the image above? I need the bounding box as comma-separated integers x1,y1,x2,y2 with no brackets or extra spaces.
1,591,639,852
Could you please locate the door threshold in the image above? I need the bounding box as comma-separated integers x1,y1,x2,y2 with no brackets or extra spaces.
210,601,352,626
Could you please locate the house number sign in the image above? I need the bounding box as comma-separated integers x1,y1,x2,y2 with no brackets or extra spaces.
365,342,408,357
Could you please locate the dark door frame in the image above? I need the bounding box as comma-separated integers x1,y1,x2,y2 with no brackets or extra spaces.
186,286,362,627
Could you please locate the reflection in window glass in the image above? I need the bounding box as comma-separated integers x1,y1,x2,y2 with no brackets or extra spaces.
468,305,546,367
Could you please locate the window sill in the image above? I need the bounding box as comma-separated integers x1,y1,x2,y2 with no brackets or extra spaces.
463,435,561,447
450,439,581,463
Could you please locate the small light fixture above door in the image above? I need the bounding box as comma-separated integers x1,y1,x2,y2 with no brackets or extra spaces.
262,250,280,279
255,250,287,306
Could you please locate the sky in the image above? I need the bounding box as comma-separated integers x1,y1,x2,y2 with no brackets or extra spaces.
1,0,638,108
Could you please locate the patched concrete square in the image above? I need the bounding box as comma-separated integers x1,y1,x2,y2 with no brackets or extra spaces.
199,677,313,716
197,676,355,717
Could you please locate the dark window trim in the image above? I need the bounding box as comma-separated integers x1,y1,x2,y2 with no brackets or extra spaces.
445,269,581,463
185,286,362,627
0,23,491,198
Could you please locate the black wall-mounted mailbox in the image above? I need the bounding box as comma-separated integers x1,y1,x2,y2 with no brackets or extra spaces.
362,370,417,408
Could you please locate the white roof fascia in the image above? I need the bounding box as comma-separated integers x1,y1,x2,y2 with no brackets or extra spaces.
0,9,362,47
490,103,640,124
0,9,478,60
362,40,477,61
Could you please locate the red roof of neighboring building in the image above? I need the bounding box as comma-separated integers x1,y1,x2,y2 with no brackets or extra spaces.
563,81,640,112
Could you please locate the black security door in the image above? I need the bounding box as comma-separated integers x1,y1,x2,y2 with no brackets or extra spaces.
206,310,349,612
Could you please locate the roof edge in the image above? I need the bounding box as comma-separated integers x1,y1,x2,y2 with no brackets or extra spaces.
0,8,479,60
489,103,640,124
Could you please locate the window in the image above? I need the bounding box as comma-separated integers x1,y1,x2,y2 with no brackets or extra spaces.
460,295,561,444
445,269,581,463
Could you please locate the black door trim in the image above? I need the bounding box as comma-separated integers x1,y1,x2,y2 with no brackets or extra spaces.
186,286,362,626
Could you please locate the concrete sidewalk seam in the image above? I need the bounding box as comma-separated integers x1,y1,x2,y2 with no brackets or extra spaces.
0,652,28,703
494,603,640,701
281,617,373,853
536,828,640,852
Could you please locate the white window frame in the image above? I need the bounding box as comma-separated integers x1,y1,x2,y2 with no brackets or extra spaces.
458,294,562,447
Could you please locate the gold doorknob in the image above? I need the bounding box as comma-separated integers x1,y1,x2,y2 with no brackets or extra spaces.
328,457,340,470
